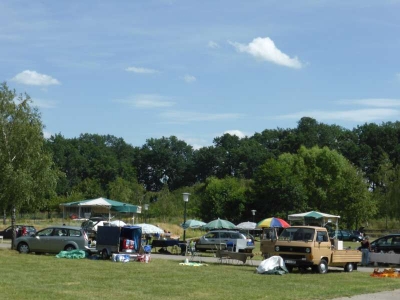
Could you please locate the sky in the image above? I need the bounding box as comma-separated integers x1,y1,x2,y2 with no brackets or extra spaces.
1,1,400,149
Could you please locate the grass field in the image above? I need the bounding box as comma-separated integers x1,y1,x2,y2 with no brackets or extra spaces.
1,248,399,300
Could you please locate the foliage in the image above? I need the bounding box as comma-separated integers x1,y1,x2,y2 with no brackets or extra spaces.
45,133,137,196
251,146,373,228
135,136,195,191
0,83,58,213
199,176,251,223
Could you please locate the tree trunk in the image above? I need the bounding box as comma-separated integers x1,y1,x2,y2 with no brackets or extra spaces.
11,206,16,249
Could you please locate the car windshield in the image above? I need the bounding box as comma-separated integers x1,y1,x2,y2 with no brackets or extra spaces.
279,228,315,241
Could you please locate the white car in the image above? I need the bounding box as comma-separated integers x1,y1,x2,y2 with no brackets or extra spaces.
195,230,255,252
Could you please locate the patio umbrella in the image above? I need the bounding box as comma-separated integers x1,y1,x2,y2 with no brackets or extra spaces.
202,218,236,230
257,217,290,228
235,221,257,230
180,219,206,229
135,223,164,234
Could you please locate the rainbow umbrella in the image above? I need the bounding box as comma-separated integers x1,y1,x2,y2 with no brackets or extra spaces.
257,217,290,228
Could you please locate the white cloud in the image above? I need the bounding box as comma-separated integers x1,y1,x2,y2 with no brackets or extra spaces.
183,75,196,83
11,70,60,86
125,66,159,74
208,41,220,49
224,130,246,139
115,94,175,108
274,109,399,123
338,98,400,107
159,110,244,122
178,136,210,150
229,37,303,69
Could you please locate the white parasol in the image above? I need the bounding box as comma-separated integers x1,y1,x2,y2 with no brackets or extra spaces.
134,223,164,234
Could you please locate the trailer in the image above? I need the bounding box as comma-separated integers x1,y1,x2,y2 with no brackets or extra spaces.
96,226,142,260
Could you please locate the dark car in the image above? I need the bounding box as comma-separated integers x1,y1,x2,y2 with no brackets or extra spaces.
14,226,89,254
0,225,36,239
329,230,363,242
370,234,400,254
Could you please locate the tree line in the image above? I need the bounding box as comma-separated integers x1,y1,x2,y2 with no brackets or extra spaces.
2,83,400,229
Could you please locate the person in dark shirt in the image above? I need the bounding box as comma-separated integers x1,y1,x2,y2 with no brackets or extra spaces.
360,236,371,266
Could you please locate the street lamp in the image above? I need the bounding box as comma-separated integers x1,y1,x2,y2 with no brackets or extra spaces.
144,204,149,223
251,210,256,223
182,193,190,242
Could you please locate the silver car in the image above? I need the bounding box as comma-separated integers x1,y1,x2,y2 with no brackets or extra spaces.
195,230,255,252
14,226,89,254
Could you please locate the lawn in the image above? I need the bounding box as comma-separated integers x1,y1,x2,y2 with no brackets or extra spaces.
0,248,399,300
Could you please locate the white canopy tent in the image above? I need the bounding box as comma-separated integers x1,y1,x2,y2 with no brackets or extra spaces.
60,197,141,221
288,211,340,228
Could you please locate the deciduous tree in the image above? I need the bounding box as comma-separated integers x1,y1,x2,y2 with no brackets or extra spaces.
0,83,57,247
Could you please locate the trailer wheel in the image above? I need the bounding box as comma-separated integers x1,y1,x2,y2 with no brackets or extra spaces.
317,259,328,274
101,248,110,260
344,262,354,272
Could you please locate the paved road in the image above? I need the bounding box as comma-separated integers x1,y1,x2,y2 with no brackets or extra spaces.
2,242,399,299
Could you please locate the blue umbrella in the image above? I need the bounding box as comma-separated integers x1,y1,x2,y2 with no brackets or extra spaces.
180,219,206,230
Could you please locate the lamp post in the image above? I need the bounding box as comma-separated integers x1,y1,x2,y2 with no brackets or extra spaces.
144,204,149,223
251,210,256,223
182,193,190,242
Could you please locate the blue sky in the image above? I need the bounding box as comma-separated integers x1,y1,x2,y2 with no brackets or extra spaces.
1,1,400,149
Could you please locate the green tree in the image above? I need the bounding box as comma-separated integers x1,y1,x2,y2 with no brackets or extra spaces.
251,146,373,228
107,176,145,204
0,83,58,247
199,176,250,223
250,153,308,218
136,136,195,191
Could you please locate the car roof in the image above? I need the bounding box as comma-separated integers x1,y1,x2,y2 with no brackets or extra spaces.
40,226,82,230
284,226,324,230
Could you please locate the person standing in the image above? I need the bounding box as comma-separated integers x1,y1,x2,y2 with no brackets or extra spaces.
360,236,371,266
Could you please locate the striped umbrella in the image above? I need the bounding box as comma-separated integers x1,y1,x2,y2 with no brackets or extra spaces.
257,217,290,228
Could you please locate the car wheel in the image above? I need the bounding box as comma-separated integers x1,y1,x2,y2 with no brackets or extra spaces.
344,262,354,272
17,242,30,254
317,259,328,274
352,238,357,242
64,245,76,251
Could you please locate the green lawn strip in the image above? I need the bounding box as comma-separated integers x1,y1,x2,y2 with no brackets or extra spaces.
1,249,399,300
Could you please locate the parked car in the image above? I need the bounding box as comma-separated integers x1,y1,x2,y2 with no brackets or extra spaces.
329,230,363,242
13,226,89,254
195,230,254,252
369,234,400,254
0,225,36,239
